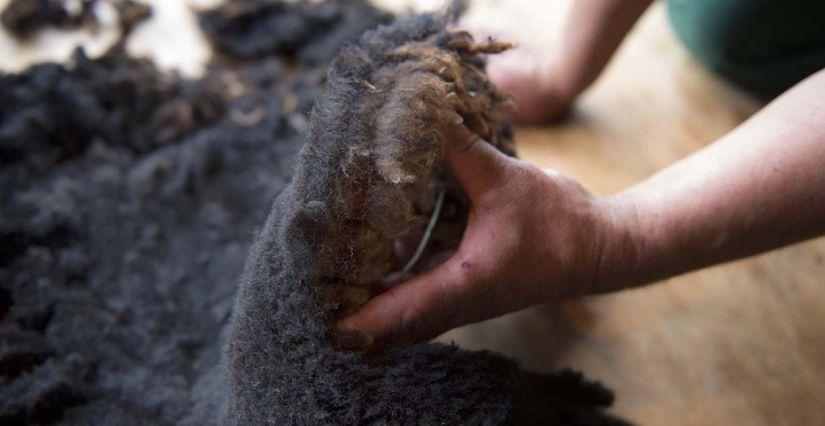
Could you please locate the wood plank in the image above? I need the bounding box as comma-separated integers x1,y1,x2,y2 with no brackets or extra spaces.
436,2,825,425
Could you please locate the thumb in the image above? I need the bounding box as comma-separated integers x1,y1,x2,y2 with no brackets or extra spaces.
338,256,475,343
444,124,513,203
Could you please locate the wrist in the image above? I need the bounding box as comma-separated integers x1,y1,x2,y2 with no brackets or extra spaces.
541,59,579,107
590,191,654,294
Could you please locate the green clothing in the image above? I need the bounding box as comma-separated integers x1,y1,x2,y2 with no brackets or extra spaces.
667,0,825,96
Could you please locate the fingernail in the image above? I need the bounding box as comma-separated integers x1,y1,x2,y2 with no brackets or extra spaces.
337,317,355,332
334,319,374,349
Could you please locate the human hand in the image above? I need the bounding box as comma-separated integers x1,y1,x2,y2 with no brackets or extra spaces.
486,51,575,124
457,19,575,124
465,0,655,125
339,125,631,343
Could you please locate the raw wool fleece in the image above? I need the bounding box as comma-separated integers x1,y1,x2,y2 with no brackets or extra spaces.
227,4,629,425
0,0,98,38
0,1,383,424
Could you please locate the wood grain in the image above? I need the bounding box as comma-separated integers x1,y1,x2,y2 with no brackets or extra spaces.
436,2,825,425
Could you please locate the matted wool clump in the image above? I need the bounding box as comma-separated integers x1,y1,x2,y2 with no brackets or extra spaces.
226,3,629,424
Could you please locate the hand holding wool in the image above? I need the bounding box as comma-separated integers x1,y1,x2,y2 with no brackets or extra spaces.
340,124,622,342
342,69,825,345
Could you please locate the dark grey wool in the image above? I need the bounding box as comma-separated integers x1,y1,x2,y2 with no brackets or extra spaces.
225,3,629,425
0,0,629,424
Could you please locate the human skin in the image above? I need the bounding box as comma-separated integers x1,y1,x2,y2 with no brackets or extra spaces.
339,68,825,343
487,0,653,123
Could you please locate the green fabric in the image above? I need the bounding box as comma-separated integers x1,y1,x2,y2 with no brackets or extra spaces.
667,0,825,96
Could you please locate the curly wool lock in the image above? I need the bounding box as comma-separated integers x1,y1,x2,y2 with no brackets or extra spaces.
226,3,630,425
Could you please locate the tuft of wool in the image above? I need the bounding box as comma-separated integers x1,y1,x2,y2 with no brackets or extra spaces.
227,3,630,425
0,0,97,38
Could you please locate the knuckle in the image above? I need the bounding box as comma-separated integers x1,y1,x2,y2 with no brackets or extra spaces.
385,288,415,335
507,161,544,187
449,124,482,150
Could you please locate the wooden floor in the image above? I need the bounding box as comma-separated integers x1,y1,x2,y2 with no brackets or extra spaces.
2,0,824,424
438,2,825,425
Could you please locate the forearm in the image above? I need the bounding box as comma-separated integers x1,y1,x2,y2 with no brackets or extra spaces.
553,0,653,99
600,69,825,291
